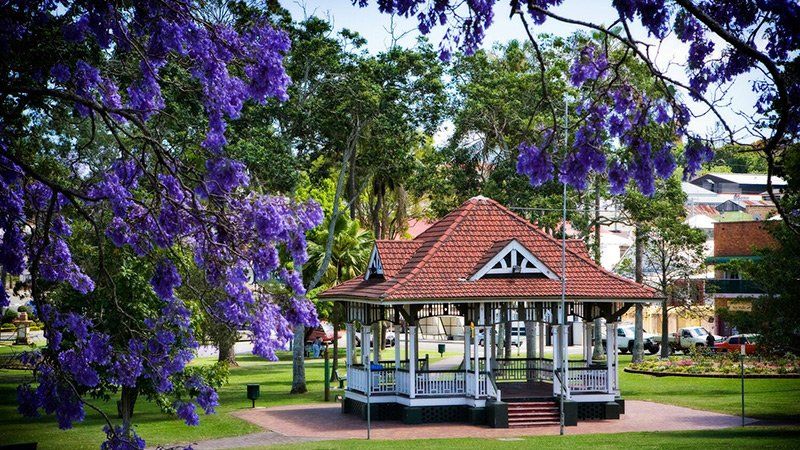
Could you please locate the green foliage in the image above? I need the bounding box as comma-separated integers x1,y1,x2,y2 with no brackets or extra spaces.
1,309,18,324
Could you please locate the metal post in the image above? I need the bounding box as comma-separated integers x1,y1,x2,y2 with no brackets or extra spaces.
366,353,371,440
559,91,569,436
324,347,330,402
741,344,745,427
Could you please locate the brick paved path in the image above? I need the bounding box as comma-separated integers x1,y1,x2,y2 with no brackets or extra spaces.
233,400,755,441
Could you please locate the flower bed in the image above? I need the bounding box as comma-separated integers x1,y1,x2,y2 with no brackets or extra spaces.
627,353,800,378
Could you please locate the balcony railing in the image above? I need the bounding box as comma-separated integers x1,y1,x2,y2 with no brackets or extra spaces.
706,279,764,294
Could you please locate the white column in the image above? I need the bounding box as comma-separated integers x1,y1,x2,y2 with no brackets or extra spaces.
464,326,471,371
552,325,560,396
409,325,417,398
362,327,370,365
606,321,618,395
473,326,480,398
394,324,401,368
562,323,570,399
345,323,353,367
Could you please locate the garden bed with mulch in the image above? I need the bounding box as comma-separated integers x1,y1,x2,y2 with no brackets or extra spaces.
626,354,800,378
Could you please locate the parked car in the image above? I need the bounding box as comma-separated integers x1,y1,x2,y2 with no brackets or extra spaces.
714,334,760,355
305,321,344,344
653,327,723,354
604,324,660,355
384,330,396,347
475,326,526,347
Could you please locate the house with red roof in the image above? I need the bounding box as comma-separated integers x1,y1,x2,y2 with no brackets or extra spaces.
320,196,659,427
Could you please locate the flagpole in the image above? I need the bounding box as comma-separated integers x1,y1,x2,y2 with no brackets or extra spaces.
559,92,569,436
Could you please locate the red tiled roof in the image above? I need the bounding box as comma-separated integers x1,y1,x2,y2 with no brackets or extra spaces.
320,197,658,302
566,239,591,260
374,240,421,277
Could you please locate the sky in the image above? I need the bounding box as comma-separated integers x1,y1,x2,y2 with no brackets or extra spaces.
284,1,763,146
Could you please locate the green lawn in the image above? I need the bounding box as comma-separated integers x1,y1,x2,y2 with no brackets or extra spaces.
262,427,800,450
618,355,800,421
0,351,798,449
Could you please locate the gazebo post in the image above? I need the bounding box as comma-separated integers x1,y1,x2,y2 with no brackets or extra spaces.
361,326,369,365
606,320,619,395
409,325,417,398
473,326,480,399
395,322,401,369
345,323,353,368
464,325,471,371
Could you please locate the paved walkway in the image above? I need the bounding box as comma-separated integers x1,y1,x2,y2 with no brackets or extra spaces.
165,431,320,450
226,400,755,444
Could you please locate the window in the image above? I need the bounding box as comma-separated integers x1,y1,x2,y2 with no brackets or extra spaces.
617,328,626,337
729,337,739,345
682,330,692,338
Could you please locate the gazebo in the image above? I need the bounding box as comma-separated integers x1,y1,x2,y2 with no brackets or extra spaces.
319,196,658,427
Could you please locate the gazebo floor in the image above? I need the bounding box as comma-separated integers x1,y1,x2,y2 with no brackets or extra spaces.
496,380,555,401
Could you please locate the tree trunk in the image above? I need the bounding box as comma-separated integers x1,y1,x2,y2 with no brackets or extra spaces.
372,322,381,362
525,320,536,381
592,318,604,360
218,340,237,366
347,144,358,220
593,177,601,262
660,298,671,358
118,385,138,430
290,324,307,394
633,224,645,363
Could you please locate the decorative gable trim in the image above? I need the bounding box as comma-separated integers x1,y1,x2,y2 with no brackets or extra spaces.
470,239,559,281
364,245,384,280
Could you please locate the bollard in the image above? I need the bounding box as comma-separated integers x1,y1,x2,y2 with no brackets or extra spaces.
246,384,260,408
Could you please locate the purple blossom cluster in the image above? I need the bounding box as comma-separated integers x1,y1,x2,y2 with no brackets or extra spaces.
517,142,554,187
354,0,497,60
1,1,292,153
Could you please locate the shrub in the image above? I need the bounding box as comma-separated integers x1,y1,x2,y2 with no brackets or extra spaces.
2,309,18,324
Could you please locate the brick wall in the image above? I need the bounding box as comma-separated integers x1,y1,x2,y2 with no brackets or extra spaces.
714,220,779,257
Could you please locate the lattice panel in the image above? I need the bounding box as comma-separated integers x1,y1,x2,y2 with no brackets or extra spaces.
577,402,605,420
420,405,467,423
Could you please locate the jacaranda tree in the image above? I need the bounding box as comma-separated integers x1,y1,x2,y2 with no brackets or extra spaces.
1,1,322,448
356,0,799,232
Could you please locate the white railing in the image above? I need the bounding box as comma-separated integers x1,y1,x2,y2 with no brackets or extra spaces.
396,369,410,395
540,359,554,381
347,365,368,393
568,369,607,392
486,376,501,401
347,365,396,394
415,371,466,396
466,371,490,397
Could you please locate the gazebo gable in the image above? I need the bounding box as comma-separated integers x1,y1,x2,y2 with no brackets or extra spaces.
469,239,559,281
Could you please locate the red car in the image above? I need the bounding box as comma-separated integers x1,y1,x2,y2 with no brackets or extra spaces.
305,321,344,344
714,334,759,355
